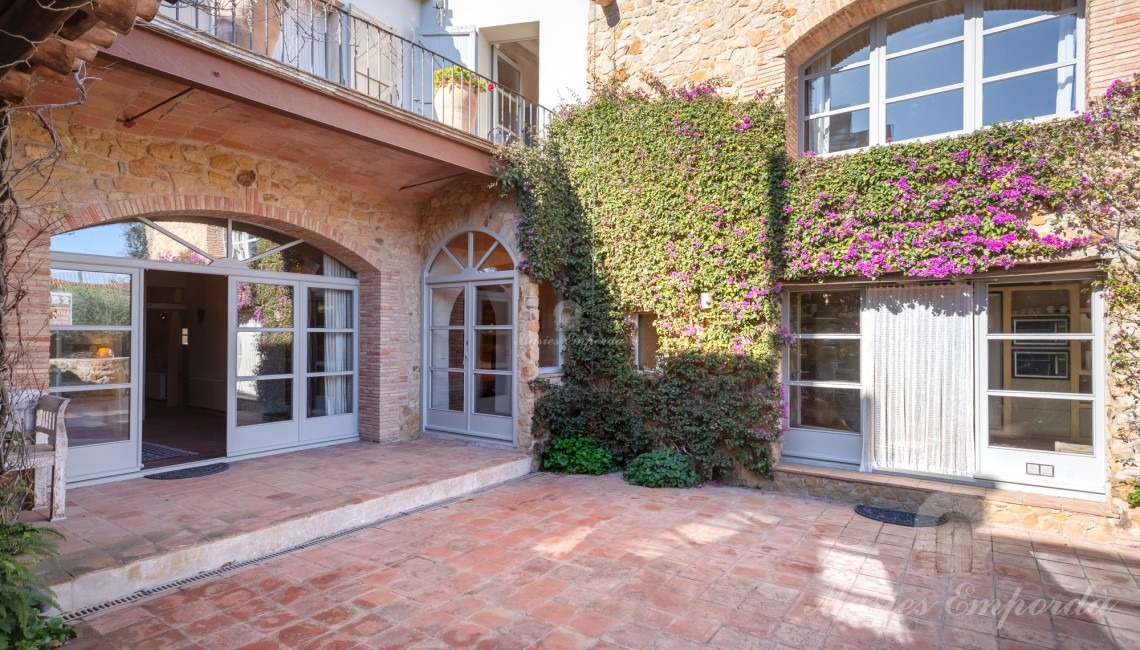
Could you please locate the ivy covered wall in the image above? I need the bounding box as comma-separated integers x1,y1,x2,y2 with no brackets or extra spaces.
498,77,1140,497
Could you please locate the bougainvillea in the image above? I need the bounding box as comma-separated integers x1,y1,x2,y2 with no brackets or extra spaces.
499,75,1140,490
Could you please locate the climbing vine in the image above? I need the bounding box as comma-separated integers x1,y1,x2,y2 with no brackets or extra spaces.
498,75,1140,491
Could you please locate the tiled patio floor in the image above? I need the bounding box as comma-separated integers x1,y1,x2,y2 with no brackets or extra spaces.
64,473,1140,650
34,439,529,586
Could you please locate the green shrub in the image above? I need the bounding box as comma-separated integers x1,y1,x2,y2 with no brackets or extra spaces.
0,523,74,649
1128,483,1140,508
623,448,700,488
542,436,614,475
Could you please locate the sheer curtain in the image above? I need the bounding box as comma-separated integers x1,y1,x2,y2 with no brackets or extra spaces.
317,289,352,416
862,284,975,477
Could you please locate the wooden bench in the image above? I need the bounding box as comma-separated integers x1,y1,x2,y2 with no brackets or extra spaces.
28,395,69,521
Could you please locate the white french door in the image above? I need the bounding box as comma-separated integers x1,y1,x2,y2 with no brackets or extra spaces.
50,264,143,481
425,281,515,442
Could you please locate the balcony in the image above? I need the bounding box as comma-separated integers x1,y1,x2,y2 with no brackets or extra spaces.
156,0,551,145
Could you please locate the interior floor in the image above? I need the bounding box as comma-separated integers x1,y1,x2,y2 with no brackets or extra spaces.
141,401,226,469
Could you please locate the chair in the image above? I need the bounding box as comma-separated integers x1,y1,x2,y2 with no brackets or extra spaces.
27,395,69,521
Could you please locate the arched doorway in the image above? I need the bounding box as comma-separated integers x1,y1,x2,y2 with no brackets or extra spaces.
49,216,361,481
423,229,517,443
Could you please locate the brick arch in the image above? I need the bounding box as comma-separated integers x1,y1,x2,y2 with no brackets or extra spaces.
61,194,379,274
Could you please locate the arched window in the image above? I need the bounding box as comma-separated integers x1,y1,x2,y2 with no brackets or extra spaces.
51,217,356,277
801,0,1082,154
426,230,516,279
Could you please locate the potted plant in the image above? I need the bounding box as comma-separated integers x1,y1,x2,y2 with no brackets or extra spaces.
433,65,494,134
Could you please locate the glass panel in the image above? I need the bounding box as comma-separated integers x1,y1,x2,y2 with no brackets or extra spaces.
790,291,861,334
429,251,462,276
236,379,293,426
478,245,515,273
983,65,1075,124
236,282,294,327
806,66,870,115
789,386,861,433
308,376,353,417
886,0,965,53
309,333,353,373
230,223,296,261
430,329,466,369
886,88,964,140
475,330,511,371
988,281,1091,333
472,232,496,270
237,332,293,377
637,314,659,371
52,222,139,257
987,396,1092,455
50,270,131,327
806,29,870,74
246,241,347,276
985,0,1076,30
474,373,512,416
476,285,511,326
150,218,228,259
791,340,860,383
431,287,466,327
308,289,353,329
538,281,562,368
56,388,131,446
988,341,1086,391
886,43,963,98
447,233,470,268
430,370,464,411
804,110,870,153
983,15,1077,77
50,331,131,387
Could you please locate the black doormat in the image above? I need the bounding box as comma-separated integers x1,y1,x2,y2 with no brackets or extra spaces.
854,504,947,527
142,443,199,463
144,463,229,480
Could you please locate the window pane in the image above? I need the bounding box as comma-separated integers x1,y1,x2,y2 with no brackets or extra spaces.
806,29,870,74
237,332,293,377
887,43,963,98
430,370,464,411
805,110,869,153
246,241,351,276
475,285,511,326
538,281,563,368
478,244,515,272
309,332,354,373
983,65,1075,124
431,287,465,327
886,89,964,140
236,379,293,426
447,233,470,268
983,15,1077,78
988,281,1092,334
428,251,462,276
988,396,1092,455
50,270,131,327
475,330,511,371
984,0,1076,30
474,373,512,416
471,232,497,270
789,386,861,433
151,218,228,259
988,342,1087,391
52,223,138,258
637,314,659,371
308,289,353,329
308,376,353,417
790,291,861,334
807,67,870,115
792,340,860,383
430,329,465,369
55,388,131,446
236,282,294,327
231,223,296,261
50,331,131,387
886,0,965,53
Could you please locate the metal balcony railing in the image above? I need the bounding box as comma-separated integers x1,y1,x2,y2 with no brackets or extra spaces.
159,0,552,145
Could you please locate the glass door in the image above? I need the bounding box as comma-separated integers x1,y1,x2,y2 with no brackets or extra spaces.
976,279,1103,493
229,277,300,453
49,266,142,480
301,286,357,440
470,282,513,440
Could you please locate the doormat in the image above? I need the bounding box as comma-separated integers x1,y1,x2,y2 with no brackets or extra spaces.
854,504,948,528
141,443,199,463
144,463,229,480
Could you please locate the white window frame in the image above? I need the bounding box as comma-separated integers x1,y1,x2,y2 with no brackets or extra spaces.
633,313,660,372
537,281,566,375
799,0,1085,155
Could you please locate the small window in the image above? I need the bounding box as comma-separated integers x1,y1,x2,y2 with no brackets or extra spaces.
537,281,565,371
635,314,660,372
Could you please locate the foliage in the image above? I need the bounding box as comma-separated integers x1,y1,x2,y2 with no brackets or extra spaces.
542,435,614,475
0,523,75,649
433,65,491,92
623,447,700,488
50,277,129,327
1128,483,1140,508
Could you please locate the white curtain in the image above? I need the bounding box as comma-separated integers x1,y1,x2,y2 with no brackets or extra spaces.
862,284,975,477
315,288,352,416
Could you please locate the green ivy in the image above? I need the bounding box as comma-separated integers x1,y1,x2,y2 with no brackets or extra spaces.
1128,483,1140,508
623,448,700,489
542,435,615,475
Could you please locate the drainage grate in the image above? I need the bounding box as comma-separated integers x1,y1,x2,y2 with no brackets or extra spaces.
62,470,537,621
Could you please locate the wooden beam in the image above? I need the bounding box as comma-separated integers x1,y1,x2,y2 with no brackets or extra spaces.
0,70,32,102
0,0,88,76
